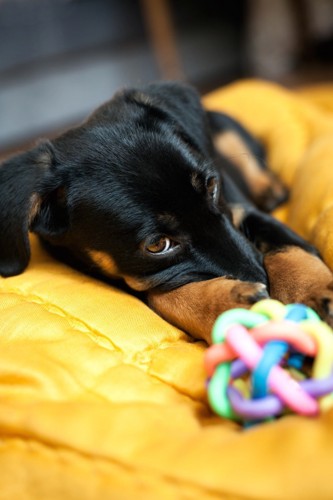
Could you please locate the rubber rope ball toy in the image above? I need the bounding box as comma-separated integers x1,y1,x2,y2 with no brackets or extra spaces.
204,299,333,425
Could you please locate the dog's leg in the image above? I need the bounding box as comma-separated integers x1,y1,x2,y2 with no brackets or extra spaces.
241,210,333,326
148,278,268,343
207,111,288,211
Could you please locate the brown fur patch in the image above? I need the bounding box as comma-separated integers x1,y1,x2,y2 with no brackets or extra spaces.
88,250,119,278
148,278,267,343
123,275,151,291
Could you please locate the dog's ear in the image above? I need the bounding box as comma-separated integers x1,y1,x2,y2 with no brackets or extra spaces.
149,82,211,153
0,141,68,277
127,82,211,155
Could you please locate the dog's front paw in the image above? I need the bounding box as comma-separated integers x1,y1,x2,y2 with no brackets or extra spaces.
148,277,268,343
265,247,333,327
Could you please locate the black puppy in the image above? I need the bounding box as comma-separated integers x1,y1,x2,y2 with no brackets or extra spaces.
1,82,333,342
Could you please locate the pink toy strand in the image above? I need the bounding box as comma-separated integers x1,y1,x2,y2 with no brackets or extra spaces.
226,325,319,416
205,321,317,378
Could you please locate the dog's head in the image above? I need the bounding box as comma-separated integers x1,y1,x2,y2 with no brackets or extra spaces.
0,82,267,290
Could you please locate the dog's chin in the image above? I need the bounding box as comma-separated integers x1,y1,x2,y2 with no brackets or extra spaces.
124,274,180,292
123,271,221,293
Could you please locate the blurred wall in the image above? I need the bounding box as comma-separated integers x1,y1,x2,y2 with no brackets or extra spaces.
1,0,333,155
0,0,245,153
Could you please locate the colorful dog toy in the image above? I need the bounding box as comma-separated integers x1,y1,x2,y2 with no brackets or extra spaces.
205,299,333,424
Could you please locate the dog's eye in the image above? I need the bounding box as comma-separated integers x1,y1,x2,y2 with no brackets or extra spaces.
145,237,177,255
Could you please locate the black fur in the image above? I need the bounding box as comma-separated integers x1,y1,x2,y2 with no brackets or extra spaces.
0,81,315,293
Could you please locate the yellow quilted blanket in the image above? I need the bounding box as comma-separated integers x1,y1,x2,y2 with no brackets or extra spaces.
2,80,333,500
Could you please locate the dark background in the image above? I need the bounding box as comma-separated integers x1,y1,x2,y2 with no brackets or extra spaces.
1,0,333,156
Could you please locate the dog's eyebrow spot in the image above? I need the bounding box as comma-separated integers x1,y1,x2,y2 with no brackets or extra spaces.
157,213,179,230
87,250,119,277
230,203,246,228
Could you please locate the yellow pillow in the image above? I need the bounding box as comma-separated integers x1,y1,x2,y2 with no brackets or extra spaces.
1,80,333,499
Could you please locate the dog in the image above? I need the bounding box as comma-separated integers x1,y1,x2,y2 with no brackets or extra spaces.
1,81,333,343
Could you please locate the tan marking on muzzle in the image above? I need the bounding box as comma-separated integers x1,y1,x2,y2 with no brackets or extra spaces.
88,250,119,278
124,275,151,291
